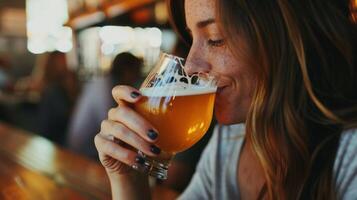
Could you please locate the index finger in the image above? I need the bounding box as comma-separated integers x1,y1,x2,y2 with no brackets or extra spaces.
112,85,142,104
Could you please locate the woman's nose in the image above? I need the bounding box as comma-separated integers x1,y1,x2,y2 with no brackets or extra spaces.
184,45,211,75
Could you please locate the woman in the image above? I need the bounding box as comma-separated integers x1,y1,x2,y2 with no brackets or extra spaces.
94,0,357,199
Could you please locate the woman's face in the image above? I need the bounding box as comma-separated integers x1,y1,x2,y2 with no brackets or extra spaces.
185,0,257,124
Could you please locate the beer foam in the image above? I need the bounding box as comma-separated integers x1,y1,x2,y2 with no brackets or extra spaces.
140,86,216,97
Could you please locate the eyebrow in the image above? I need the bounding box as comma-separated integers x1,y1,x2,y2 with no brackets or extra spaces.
197,18,215,28
186,18,216,34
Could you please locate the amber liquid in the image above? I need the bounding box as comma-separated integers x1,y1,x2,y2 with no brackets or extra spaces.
134,92,216,154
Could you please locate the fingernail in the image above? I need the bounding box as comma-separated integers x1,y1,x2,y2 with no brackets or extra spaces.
147,130,158,140
135,156,145,165
150,145,161,155
130,91,141,99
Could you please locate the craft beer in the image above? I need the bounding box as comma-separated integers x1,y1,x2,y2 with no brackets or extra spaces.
134,87,216,154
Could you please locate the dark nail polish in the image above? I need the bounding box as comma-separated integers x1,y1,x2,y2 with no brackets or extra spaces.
150,145,161,155
135,156,145,165
131,91,141,99
147,130,158,140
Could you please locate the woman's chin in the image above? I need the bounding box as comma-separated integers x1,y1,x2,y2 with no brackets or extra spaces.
214,109,244,125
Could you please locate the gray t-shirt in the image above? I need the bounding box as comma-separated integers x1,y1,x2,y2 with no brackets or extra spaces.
179,124,357,200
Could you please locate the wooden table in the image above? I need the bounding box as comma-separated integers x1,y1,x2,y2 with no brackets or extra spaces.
0,122,111,200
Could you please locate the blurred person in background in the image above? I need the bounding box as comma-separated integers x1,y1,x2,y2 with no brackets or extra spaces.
14,54,49,100
37,51,78,145
67,52,142,159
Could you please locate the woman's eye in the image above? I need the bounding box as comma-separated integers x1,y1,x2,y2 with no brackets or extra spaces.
207,39,225,47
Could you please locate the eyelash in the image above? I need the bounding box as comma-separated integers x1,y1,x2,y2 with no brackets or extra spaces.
207,39,225,47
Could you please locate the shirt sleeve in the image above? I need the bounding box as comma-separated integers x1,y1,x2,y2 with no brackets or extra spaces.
178,125,220,200
67,80,110,157
334,129,357,199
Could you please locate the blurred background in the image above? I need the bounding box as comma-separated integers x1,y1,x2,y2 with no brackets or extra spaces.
0,0,199,194
0,0,356,196
0,0,184,141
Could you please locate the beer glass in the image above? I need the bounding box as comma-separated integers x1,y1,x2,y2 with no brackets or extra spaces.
132,53,217,179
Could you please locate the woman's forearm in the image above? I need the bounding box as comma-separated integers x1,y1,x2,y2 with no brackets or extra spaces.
109,172,151,200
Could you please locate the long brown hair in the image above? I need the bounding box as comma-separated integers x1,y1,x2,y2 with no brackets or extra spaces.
168,0,357,199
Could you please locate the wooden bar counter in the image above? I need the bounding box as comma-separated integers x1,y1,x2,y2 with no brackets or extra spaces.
0,122,111,200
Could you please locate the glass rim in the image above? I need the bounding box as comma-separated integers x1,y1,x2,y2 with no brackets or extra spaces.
159,52,218,82
160,52,185,62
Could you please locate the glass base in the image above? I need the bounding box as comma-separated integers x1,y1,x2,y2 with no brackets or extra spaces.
132,151,171,180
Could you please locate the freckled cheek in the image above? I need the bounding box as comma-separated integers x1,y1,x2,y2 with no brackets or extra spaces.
212,55,240,74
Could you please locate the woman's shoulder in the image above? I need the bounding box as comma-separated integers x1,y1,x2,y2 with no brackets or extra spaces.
338,128,357,153
336,128,357,163
211,124,246,161
341,127,357,137
336,127,357,163
334,128,357,198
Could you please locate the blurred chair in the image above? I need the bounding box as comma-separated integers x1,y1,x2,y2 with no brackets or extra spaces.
67,52,142,159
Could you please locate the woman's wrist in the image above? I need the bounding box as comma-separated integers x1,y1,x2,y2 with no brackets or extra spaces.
107,171,151,200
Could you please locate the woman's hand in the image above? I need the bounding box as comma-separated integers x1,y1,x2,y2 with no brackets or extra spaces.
94,85,161,176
